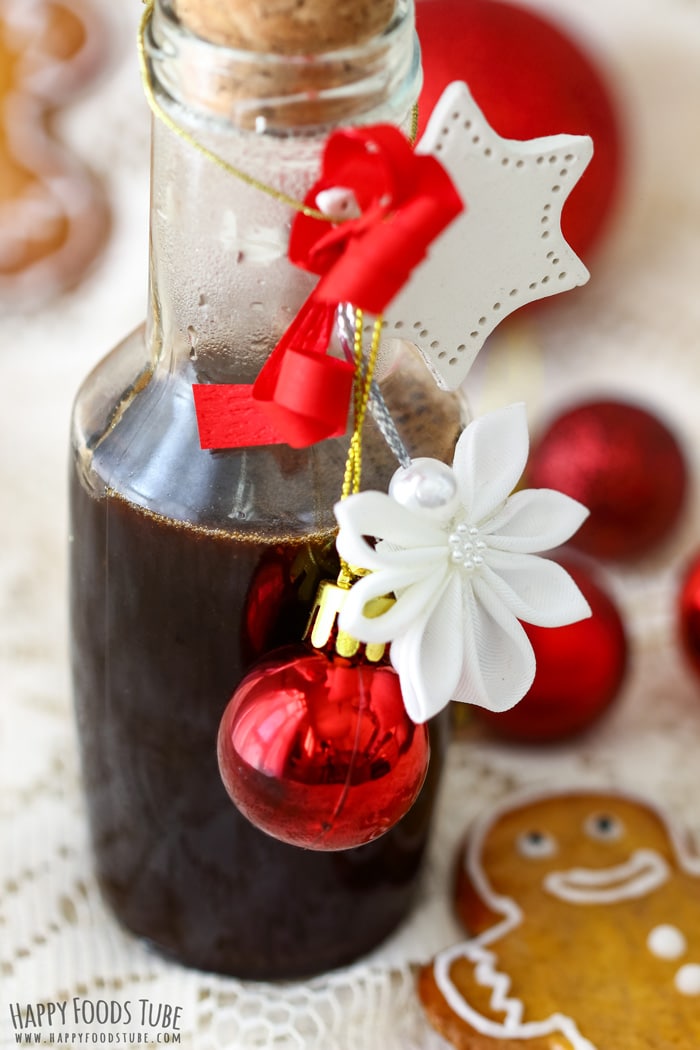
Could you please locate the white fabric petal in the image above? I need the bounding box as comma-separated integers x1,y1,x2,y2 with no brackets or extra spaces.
453,581,536,712
334,492,446,553
336,526,446,575
480,554,592,627
486,488,589,553
332,407,590,724
335,527,385,573
452,403,529,524
339,563,450,644
390,572,464,723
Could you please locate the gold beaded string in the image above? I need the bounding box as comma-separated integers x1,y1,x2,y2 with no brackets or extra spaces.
341,311,383,502
334,310,383,589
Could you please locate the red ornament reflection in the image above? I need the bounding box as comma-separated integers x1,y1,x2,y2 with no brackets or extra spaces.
218,645,430,851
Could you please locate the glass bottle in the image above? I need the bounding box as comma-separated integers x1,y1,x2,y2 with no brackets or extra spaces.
69,0,463,979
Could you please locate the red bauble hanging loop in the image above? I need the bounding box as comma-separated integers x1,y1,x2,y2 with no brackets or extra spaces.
218,643,430,851
415,0,624,261
477,560,628,742
527,400,688,561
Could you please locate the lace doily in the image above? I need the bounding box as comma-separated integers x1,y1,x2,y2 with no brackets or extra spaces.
3,0,700,1047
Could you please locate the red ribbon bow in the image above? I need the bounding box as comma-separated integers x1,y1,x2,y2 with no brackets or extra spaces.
193,124,464,450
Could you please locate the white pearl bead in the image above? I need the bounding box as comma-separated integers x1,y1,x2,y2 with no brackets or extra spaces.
389,458,459,520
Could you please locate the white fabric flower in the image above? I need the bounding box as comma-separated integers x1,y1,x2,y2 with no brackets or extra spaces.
334,403,591,724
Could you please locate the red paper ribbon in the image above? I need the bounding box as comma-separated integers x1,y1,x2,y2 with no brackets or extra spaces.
194,124,464,450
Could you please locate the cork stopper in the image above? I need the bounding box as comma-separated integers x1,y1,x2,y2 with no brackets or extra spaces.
161,0,405,130
173,0,396,54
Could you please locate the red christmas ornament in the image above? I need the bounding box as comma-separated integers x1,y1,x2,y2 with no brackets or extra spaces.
241,550,297,662
415,0,624,260
478,560,627,742
527,400,687,561
218,593,430,850
679,555,700,679
241,543,339,662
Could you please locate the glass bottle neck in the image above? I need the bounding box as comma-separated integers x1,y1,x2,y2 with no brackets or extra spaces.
144,0,421,383
149,0,419,132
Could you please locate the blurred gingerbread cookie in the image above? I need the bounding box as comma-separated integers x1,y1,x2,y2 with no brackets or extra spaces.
419,789,700,1049
0,0,109,305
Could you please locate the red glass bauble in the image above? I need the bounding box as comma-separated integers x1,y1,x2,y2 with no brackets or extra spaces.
218,645,430,851
241,549,295,661
477,560,627,742
241,545,339,662
527,400,687,561
679,555,700,679
415,0,624,260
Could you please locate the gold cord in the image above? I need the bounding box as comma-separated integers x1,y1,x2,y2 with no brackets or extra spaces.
138,0,419,221
341,311,383,502
409,102,419,145
138,0,330,221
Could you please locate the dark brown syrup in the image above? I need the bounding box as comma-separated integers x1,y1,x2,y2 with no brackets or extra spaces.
70,476,445,978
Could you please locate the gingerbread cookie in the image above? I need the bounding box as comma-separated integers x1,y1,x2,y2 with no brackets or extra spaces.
419,789,700,1049
0,0,109,305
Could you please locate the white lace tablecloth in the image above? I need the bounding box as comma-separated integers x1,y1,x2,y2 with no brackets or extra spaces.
2,1,700,1047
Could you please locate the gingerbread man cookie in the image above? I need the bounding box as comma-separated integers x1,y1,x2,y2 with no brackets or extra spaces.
0,0,109,305
419,789,700,1049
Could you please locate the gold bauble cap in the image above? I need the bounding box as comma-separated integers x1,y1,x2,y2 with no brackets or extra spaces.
305,578,393,663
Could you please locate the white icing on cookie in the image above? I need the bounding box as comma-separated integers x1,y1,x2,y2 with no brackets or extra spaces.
544,849,669,904
432,787,700,1050
647,924,686,960
675,963,700,996
434,940,597,1050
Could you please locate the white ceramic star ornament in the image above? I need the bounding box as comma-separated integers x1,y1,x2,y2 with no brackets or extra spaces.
334,404,591,724
382,81,594,390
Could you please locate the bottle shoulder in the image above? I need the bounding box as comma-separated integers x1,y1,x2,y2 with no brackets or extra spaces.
71,325,152,457
69,326,348,536
70,327,465,538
